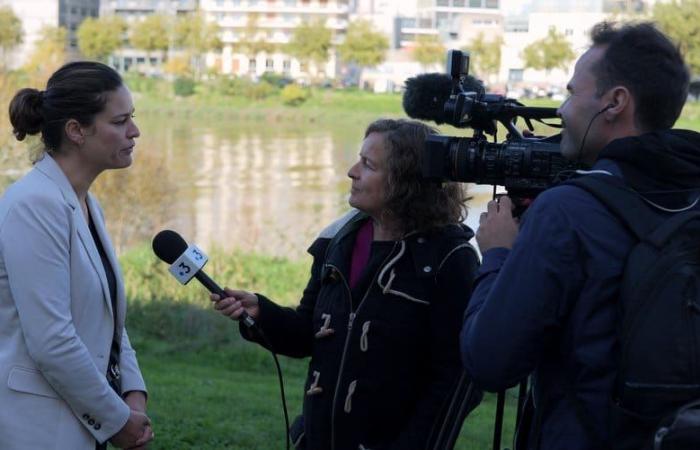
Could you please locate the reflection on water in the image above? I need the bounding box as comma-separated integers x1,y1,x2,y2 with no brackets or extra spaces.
189,129,347,258
1,115,492,259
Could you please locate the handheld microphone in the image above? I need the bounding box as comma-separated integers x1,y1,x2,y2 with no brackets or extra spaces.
152,230,256,328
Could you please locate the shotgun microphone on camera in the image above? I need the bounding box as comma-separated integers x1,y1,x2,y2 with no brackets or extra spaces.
151,229,256,328
402,73,456,124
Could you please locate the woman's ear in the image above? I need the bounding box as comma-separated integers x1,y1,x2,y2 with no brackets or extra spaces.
64,119,84,146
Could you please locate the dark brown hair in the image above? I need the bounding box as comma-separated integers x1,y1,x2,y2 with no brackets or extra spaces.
590,21,689,131
9,61,123,153
365,118,468,234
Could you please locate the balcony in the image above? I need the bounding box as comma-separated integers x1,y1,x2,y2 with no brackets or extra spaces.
202,0,350,15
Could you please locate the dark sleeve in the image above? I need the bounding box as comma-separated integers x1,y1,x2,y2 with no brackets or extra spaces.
238,241,326,358
460,192,584,391
388,244,482,450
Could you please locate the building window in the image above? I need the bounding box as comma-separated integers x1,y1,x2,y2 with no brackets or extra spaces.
508,68,523,82
283,59,291,74
216,0,224,6
249,58,257,73
453,0,465,6
565,28,573,36
284,0,296,5
265,58,274,71
469,0,482,6
485,0,498,7
437,0,448,6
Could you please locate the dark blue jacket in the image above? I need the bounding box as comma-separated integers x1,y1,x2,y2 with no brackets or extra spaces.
460,130,700,450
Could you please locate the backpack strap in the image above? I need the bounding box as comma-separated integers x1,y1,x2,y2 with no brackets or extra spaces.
565,174,662,240
567,174,700,248
646,209,700,248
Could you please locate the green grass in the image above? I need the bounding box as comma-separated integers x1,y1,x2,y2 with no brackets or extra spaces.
131,83,700,133
127,310,519,450
119,247,519,449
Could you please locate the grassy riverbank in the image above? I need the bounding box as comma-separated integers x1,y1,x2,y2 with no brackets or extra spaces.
121,246,518,449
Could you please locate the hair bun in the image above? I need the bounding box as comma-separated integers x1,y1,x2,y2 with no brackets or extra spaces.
9,88,45,141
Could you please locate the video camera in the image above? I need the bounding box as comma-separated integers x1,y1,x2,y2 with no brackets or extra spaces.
403,50,582,210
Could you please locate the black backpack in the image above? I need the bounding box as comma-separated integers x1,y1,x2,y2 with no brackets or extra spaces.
568,174,700,450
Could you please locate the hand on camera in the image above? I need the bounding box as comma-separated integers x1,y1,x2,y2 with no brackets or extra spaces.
110,409,153,449
476,196,520,253
211,288,260,321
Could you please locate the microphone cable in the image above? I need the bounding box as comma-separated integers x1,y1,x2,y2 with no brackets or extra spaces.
249,325,291,450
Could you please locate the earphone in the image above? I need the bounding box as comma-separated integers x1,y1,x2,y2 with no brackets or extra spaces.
597,103,616,114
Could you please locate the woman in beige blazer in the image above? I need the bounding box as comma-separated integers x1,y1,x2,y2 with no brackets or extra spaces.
0,62,153,450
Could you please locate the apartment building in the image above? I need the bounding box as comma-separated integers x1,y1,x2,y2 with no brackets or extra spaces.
200,0,350,80
0,0,98,69
500,0,652,94
100,0,198,73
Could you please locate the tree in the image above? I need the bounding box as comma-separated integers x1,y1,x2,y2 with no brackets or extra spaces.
412,35,445,69
0,6,23,71
465,32,503,83
286,19,332,81
337,20,388,86
174,11,221,80
237,12,276,61
653,0,700,75
23,26,67,83
129,14,171,71
521,27,575,74
77,16,126,62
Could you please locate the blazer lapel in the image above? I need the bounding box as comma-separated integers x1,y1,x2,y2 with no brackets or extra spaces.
34,155,114,319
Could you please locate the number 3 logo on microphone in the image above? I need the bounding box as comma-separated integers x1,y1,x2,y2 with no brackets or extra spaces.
169,245,209,284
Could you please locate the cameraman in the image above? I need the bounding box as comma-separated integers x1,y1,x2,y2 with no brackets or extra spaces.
460,21,700,450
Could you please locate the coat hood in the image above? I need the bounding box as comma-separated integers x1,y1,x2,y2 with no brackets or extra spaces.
598,129,700,193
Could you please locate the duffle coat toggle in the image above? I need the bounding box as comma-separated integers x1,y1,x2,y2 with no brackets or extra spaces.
377,241,430,306
307,370,323,396
360,321,371,352
315,313,335,338
344,380,357,413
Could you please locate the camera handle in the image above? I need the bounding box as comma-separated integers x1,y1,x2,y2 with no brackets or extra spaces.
493,191,534,219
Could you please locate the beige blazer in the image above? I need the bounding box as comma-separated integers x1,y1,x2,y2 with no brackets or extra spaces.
0,154,146,450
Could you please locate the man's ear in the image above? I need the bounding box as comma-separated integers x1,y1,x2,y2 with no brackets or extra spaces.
64,119,84,146
606,86,631,114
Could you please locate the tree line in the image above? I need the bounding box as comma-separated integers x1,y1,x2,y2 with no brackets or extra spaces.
0,2,698,87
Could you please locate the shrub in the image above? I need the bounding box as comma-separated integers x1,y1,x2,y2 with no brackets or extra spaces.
212,76,278,99
123,73,158,94
173,77,196,97
280,83,310,106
